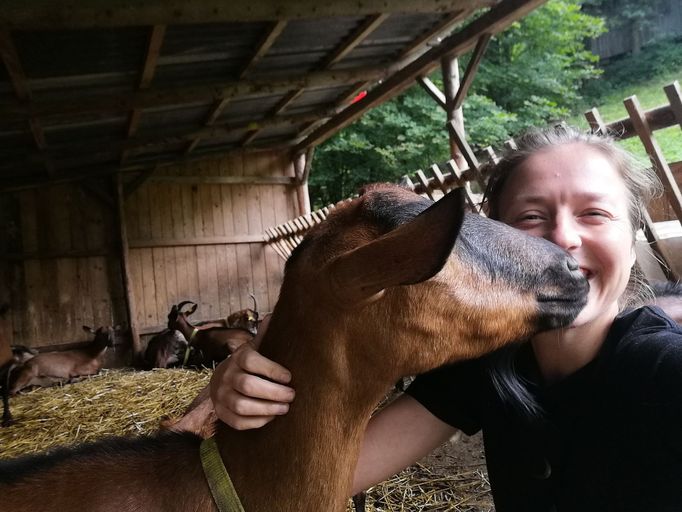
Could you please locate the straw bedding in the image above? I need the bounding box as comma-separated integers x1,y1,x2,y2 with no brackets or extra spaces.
0,368,493,511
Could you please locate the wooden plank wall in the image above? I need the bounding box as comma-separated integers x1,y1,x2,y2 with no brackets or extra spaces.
0,183,125,349
126,150,295,334
0,149,297,357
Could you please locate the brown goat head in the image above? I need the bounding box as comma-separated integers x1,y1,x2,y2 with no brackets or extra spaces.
260,183,589,384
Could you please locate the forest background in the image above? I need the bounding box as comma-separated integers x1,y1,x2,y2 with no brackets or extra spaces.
308,0,682,207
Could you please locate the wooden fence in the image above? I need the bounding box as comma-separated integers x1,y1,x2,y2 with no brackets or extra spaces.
265,81,682,281
590,0,682,60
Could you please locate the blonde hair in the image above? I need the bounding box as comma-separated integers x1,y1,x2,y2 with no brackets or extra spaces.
481,125,663,308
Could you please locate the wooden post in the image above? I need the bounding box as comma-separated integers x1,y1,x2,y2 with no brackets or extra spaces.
441,55,466,170
114,173,142,362
294,148,314,216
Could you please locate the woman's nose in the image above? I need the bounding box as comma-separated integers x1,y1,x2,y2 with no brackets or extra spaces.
547,217,582,250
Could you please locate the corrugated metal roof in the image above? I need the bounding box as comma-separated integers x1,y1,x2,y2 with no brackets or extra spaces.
0,0,547,190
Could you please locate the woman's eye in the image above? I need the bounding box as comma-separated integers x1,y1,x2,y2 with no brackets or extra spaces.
581,210,611,223
510,214,545,228
520,214,544,221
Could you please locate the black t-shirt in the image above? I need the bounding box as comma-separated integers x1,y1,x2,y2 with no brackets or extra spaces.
406,306,682,511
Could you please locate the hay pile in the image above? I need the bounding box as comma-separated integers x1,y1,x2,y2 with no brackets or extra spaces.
0,368,211,458
0,368,492,511
363,464,493,511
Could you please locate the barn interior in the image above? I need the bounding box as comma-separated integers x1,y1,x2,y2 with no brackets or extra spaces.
0,0,680,366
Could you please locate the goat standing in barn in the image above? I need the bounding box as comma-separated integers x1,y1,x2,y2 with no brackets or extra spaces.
0,184,589,511
167,301,254,367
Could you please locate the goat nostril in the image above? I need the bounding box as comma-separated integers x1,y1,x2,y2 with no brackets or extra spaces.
565,257,579,272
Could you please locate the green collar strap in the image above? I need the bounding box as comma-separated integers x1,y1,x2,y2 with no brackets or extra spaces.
200,436,245,512
182,345,192,367
190,327,200,341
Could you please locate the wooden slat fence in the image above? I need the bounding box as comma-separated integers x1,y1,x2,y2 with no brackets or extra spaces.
265,81,682,281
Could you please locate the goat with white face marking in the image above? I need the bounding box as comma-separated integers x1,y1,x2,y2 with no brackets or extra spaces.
0,185,588,511
167,302,253,367
143,329,188,369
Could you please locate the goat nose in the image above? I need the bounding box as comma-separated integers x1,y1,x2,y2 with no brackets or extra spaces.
565,256,579,272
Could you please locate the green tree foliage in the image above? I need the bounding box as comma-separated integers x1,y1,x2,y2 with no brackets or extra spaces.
308,0,605,207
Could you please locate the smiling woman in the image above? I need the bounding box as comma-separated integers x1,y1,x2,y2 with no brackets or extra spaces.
211,125,682,512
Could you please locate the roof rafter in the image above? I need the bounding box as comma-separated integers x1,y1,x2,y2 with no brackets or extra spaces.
0,66,390,120
294,0,547,153
244,13,389,147
0,30,55,176
0,1,492,28
122,24,167,164
239,20,287,79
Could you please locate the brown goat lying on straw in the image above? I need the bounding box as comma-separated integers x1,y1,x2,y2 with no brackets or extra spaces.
0,185,588,512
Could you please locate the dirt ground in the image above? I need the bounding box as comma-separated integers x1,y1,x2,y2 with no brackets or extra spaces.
346,383,495,512
358,387,494,512
358,431,493,511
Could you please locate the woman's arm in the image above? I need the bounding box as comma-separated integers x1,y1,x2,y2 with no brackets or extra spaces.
352,394,457,494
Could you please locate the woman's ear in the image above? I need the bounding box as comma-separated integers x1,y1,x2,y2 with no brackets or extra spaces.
629,244,637,268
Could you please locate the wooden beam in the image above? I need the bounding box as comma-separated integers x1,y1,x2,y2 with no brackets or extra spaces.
624,95,682,224
122,25,165,162
79,180,115,208
664,81,682,130
293,151,311,214
114,173,141,361
128,234,266,248
18,106,338,161
148,175,296,185
0,1,489,28
294,0,549,152
641,209,679,281
123,168,156,197
398,9,472,60
0,30,56,176
417,76,446,109
139,25,166,89
272,89,305,116
1,146,297,192
584,107,607,134
0,29,30,99
185,97,232,155
205,98,232,125
0,66,391,119
240,129,260,147
240,20,287,79
451,32,491,110
447,120,485,189
442,55,466,169
2,249,112,261
599,104,677,140
322,14,389,68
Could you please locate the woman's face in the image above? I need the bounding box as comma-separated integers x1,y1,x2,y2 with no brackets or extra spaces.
497,143,636,327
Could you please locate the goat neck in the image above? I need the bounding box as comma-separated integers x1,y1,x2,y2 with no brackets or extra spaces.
215,310,392,512
172,315,197,343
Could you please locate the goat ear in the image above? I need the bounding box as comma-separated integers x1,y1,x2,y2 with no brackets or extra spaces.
325,188,466,307
188,303,198,315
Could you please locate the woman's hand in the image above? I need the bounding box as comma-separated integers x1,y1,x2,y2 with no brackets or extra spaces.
210,316,295,430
